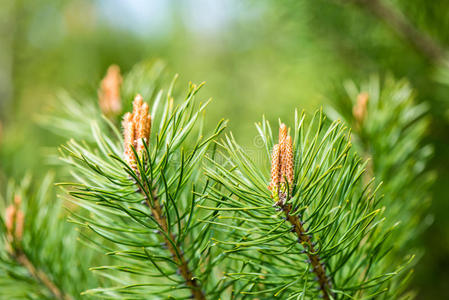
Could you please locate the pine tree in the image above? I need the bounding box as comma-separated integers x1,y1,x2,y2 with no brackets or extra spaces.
0,62,433,299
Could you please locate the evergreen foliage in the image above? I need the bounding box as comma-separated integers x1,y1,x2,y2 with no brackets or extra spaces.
0,174,98,299
59,75,226,298
327,76,434,252
204,111,409,299
0,63,434,299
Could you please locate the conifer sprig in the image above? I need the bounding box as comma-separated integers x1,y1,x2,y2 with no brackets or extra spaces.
269,123,332,299
60,76,227,299
326,76,435,297
204,110,406,299
0,175,96,299
124,94,204,300
327,76,434,253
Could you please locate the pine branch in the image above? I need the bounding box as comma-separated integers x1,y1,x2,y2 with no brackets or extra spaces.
326,75,434,297
59,71,228,298
138,183,205,300
204,110,404,298
279,202,332,299
327,76,433,246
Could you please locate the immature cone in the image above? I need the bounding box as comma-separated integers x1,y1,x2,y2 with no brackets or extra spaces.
270,123,294,204
99,65,122,116
122,94,152,172
353,92,369,126
282,135,294,187
5,195,25,243
5,205,15,236
123,113,136,170
269,144,281,202
279,123,288,145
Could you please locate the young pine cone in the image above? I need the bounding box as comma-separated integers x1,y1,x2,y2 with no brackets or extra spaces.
122,94,152,172
5,195,24,244
99,65,123,117
353,92,369,127
269,123,294,204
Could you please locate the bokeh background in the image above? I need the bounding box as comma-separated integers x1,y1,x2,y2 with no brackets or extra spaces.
0,0,448,298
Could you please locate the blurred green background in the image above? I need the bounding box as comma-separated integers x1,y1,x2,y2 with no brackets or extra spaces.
1,0,448,298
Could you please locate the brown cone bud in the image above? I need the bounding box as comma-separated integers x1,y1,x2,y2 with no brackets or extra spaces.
5,196,25,243
132,94,143,124
122,95,152,172
122,112,136,169
5,205,15,236
99,65,122,116
353,92,369,126
282,136,294,191
270,123,295,202
269,144,281,191
15,210,24,241
279,123,288,145
136,102,149,154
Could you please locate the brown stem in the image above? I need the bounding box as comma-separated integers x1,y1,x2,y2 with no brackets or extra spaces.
140,186,206,300
343,0,446,63
280,202,333,300
13,250,73,300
